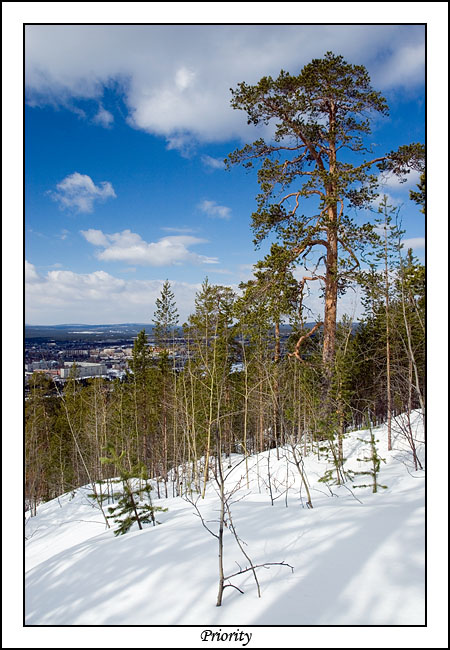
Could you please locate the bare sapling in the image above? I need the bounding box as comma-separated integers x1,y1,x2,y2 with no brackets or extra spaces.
185,434,293,607
260,447,295,507
285,432,314,508
392,411,423,471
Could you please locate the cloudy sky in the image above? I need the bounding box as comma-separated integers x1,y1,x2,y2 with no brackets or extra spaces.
24,23,426,325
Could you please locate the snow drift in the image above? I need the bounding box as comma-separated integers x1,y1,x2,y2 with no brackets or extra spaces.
25,412,425,625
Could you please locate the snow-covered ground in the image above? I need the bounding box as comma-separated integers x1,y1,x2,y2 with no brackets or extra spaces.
25,412,425,626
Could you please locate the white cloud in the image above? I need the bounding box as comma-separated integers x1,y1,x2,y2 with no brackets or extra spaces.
175,67,196,91
25,25,425,152
160,226,197,234
164,132,197,157
81,228,110,247
377,168,421,191
374,42,425,89
92,105,114,127
25,260,40,283
81,228,218,266
49,173,116,213
401,237,425,250
372,192,400,209
238,263,256,281
198,199,231,220
25,262,206,324
25,257,364,325
201,155,225,170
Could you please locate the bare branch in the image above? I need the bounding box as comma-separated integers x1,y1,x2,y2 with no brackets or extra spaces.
223,583,245,595
184,494,219,539
289,321,323,362
292,239,329,258
338,237,360,273
225,561,294,581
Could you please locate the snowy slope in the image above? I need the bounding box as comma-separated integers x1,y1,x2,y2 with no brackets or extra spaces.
25,412,425,626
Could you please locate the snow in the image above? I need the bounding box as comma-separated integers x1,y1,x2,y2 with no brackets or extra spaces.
25,412,425,627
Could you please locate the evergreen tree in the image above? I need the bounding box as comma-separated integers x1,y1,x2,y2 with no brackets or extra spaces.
365,196,404,448
128,328,160,468
183,279,236,496
236,251,299,455
233,279,274,457
153,280,179,495
100,444,167,536
353,420,387,493
153,279,179,360
226,51,424,415
130,329,151,381
25,374,60,510
244,245,299,361
409,172,425,213
394,246,425,416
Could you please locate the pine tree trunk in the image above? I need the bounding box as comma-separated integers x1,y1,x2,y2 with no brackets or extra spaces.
322,217,338,410
126,482,143,530
322,111,339,414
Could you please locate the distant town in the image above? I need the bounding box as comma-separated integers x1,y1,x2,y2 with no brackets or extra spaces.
25,322,326,390
24,322,305,389
25,324,180,385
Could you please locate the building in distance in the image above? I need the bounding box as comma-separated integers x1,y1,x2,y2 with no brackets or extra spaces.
59,362,108,379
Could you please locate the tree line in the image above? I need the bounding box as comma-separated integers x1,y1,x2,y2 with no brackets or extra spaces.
25,236,424,512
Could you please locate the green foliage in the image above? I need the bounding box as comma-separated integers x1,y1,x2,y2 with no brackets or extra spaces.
376,143,425,178
25,373,69,505
353,222,425,423
226,51,424,407
100,444,167,536
181,279,237,457
130,329,151,381
227,52,423,236
153,279,179,354
409,172,425,214
353,428,387,493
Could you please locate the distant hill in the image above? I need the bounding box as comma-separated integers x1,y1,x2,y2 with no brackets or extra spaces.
25,321,360,342
25,323,155,341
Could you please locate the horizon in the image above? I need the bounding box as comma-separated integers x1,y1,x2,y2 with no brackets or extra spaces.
24,321,322,329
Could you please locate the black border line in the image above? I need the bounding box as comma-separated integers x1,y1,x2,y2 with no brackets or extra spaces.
23,21,427,631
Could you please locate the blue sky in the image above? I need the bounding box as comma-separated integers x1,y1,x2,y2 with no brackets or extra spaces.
25,24,425,325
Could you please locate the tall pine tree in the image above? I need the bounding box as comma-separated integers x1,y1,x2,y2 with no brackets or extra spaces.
226,51,424,418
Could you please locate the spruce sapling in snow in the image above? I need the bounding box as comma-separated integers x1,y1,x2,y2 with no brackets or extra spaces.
100,444,167,536
317,417,353,487
353,420,387,493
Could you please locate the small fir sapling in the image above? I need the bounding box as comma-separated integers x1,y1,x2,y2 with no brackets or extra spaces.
317,416,354,487
353,424,387,493
98,444,168,536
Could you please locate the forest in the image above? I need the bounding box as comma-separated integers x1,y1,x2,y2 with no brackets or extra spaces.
25,53,425,520
25,227,424,507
